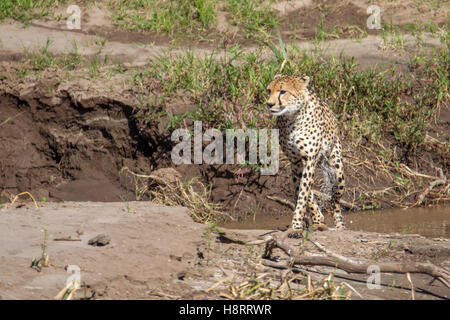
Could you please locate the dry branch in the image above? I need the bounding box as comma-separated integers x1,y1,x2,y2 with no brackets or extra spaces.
216,231,450,290
414,179,447,206
263,236,450,289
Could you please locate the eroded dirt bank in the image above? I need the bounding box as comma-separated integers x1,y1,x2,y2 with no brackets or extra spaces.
0,201,449,300
0,61,305,219
0,60,448,222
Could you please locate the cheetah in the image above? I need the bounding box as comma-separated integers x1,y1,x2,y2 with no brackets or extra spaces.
266,74,345,238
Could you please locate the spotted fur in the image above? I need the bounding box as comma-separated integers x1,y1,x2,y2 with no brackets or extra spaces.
266,75,345,237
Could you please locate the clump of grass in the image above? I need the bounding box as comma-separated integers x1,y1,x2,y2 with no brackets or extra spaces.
0,0,67,24
120,167,227,224
380,20,406,51
218,273,351,300
225,0,278,39
134,48,278,131
136,41,447,151
20,38,81,77
109,0,217,35
31,215,49,272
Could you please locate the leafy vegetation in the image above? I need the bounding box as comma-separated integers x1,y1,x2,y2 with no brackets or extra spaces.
109,0,218,34
134,40,448,151
0,0,67,23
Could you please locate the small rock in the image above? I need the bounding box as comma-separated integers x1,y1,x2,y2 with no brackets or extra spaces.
88,234,111,246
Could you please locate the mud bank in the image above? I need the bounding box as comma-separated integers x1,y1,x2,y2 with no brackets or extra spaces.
0,61,298,219
1,60,449,221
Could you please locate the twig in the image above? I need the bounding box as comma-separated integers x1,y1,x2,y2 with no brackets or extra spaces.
54,280,79,300
206,275,236,292
406,272,415,300
344,154,395,170
263,236,450,289
53,237,82,241
6,192,39,209
414,179,447,207
0,111,24,127
341,282,363,299
266,195,295,210
399,164,443,180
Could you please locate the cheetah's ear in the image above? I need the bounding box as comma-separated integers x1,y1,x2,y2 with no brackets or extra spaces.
299,76,310,86
274,74,282,80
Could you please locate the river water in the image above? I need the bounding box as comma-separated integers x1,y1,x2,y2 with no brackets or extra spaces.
223,206,450,238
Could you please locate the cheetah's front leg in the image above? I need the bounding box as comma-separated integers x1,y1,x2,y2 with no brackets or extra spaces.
289,158,316,238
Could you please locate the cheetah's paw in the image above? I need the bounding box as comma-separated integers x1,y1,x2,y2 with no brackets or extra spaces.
336,224,346,231
284,227,304,239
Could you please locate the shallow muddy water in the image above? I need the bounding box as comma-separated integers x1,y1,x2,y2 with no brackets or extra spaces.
223,206,450,238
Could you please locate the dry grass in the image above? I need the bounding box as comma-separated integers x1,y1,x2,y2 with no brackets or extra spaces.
120,167,229,224
0,190,39,209
216,272,351,300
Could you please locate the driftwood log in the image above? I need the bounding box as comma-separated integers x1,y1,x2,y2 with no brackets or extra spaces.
217,232,450,289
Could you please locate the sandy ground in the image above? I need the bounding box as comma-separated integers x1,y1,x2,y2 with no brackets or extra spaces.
0,201,449,300
0,18,443,69
0,201,206,299
0,0,449,301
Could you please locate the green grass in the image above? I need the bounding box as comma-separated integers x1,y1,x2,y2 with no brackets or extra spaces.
19,38,81,77
0,0,67,23
134,47,277,131
134,37,448,152
109,0,218,35
15,25,448,154
108,0,281,41
225,0,278,39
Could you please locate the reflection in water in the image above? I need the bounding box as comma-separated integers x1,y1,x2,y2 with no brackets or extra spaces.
222,206,450,238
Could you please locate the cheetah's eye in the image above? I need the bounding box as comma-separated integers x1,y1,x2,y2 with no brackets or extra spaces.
266,89,271,95
279,90,286,95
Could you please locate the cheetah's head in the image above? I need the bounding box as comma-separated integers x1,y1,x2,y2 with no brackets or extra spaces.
266,75,310,117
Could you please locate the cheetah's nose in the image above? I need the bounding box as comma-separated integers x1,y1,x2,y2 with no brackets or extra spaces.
266,102,274,109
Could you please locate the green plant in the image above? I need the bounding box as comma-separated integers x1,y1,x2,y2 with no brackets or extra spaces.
0,0,68,24
202,221,224,265
30,222,49,271
109,0,217,35
225,0,278,39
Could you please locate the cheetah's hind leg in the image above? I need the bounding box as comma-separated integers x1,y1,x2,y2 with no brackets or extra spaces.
328,140,346,230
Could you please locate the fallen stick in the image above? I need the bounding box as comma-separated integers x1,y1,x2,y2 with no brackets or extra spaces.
53,237,82,241
414,179,447,207
263,236,450,289
54,280,79,300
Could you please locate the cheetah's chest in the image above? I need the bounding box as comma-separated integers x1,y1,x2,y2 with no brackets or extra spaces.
277,118,310,158
277,112,333,160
